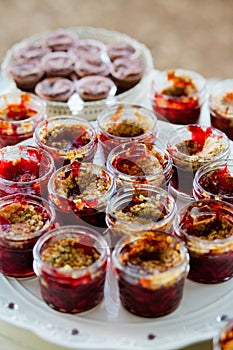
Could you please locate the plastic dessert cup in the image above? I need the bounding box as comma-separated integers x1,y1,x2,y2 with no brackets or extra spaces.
97,103,158,164
106,141,172,189
167,124,230,199
0,92,46,147
33,115,97,168
151,69,206,124
33,225,109,313
0,145,55,198
193,158,233,204
0,193,56,277
209,79,233,141
48,161,115,232
106,184,176,246
213,319,233,349
174,199,233,284
112,230,189,317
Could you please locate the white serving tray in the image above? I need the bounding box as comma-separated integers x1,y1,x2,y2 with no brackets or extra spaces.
0,73,232,350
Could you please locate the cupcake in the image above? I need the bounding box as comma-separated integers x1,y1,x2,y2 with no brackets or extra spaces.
8,60,44,91
107,41,139,61
41,51,75,78
44,29,78,51
110,57,145,89
35,77,74,102
75,56,111,78
76,75,116,101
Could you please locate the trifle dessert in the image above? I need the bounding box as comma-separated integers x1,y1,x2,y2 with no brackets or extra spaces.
106,141,172,189
167,124,230,198
0,193,56,277
174,199,233,284
97,103,158,163
112,230,189,317
209,79,233,140
151,69,206,124
34,115,97,168
0,92,46,147
33,225,109,313
213,320,233,350
48,161,115,231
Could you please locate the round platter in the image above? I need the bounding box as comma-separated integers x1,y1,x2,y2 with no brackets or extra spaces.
0,73,232,349
1,26,154,121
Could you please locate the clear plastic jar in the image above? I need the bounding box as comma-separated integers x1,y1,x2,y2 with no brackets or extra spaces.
0,92,46,147
48,161,115,233
209,79,233,141
106,141,172,189
97,103,158,163
106,184,176,246
174,199,233,284
193,158,233,204
112,230,189,317
0,145,55,198
33,225,109,313
213,320,233,350
167,124,230,199
151,69,206,124
0,193,56,277
33,115,98,168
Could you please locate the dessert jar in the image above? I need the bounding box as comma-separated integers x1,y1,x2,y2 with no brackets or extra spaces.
0,193,56,278
0,92,46,147
33,225,109,314
112,230,189,317
97,103,158,164
151,69,206,124
48,161,115,232
193,158,233,204
213,320,233,350
33,115,98,169
167,124,230,199
0,145,55,198
106,141,172,189
106,184,176,246
209,79,233,141
174,199,233,284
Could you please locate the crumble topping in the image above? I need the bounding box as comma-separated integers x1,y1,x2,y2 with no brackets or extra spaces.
55,168,111,201
104,120,145,137
120,232,182,274
0,202,46,235
41,124,91,150
113,194,169,224
42,237,100,270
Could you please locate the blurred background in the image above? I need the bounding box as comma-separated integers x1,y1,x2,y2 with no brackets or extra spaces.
0,0,232,79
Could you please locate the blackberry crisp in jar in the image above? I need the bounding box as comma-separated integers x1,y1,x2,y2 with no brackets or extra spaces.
112,230,189,317
33,225,109,313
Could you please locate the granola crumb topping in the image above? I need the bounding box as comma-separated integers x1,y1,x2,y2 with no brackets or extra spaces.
104,119,145,137
55,168,111,201
42,237,100,270
0,202,46,235
41,124,91,150
120,232,182,274
114,194,169,224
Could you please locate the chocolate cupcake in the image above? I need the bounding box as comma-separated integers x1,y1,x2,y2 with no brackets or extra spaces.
75,56,111,78
110,57,145,89
44,29,78,51
12,41,51,62
8,61,44,91
70,39,107,60
107,41,139,61
41,51,75,78
76,75,116,101
35,77,75,102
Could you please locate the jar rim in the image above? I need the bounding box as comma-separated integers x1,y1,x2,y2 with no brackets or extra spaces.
33,225,110,276
97,103,158,141
112,230,189,279
0,145,55,185
0,193,56,241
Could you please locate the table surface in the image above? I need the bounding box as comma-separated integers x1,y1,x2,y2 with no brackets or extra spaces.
0,73,222,350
